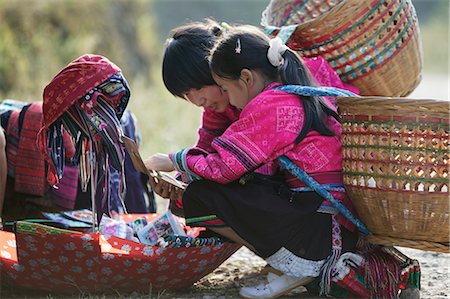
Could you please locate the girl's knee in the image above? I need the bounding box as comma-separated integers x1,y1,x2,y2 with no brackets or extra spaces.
184,180,209,194
182,180,214,206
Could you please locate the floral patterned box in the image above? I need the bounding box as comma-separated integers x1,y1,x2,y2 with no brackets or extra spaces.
0,214,240,294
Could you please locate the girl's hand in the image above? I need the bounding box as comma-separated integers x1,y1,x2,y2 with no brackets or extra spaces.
145,153,182,200
149,178,184,200
144,153,175,172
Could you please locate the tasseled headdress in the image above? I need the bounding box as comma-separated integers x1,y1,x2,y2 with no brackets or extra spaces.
38,54,130,225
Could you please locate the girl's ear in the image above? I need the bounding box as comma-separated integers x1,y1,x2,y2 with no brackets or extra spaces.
239,69,254,87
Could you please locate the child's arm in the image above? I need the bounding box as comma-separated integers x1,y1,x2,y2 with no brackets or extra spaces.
169,93,302,183
195,105,240,152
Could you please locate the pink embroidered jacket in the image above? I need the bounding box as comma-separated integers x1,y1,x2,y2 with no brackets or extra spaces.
170,82,345,189
195,56,358,153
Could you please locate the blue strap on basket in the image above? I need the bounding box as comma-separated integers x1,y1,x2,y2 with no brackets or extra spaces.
273,85,369,235
278,156,370,235
273,85,359,97
264,25,297,44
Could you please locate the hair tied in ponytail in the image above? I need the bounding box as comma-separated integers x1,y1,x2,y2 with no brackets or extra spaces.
267,37,288,67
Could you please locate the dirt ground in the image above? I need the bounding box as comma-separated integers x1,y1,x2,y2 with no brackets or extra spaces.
4,245,446,299
161,246,449,299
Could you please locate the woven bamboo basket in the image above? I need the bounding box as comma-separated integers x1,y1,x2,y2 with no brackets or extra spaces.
262,0,423,97
261,0,344,27
337,96,449,251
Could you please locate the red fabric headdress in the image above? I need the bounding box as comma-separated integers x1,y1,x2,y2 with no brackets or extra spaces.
38,54,122,186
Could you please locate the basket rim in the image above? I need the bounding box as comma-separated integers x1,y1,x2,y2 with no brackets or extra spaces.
337,96,450,105
261,0,350,28
337,96,450,118
366,234,450,253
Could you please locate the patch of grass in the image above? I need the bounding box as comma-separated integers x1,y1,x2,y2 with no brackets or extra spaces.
0,282,169,299
419,2,449,74
127,79,202,158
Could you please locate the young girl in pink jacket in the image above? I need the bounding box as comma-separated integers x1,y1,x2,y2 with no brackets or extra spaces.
152,19,358,209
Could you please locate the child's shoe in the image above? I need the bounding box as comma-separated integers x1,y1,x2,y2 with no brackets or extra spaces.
260,265,283,283
239,274,314,299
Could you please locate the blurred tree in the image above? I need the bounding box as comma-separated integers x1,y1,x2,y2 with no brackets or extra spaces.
416,0,449,73
0,0,159,100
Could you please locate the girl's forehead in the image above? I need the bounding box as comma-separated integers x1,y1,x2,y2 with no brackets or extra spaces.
183,86,202,95
212,73,232,84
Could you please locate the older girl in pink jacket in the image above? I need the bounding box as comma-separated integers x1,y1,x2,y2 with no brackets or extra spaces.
147,25,360,299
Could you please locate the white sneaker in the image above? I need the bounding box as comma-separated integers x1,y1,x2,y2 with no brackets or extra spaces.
239,274,314,299
266,271,279,283
260,265,283,283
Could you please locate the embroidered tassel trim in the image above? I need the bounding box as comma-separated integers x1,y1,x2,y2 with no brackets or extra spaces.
320,247,341,296
319,215,342,296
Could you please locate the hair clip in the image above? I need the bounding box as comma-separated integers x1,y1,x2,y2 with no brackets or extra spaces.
235,38,241,54
267,37,289,67
220,22,231,31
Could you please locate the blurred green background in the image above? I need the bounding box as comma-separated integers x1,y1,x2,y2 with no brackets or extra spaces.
0,0,448,157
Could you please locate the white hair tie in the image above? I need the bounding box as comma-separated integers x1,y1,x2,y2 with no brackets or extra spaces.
267,37,289,67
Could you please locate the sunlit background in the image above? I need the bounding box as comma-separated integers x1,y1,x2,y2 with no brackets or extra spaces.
0,0,448,158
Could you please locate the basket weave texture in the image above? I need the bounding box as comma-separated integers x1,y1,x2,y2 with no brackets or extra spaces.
261,0,345,26
338,96,449,244
262,0,423,97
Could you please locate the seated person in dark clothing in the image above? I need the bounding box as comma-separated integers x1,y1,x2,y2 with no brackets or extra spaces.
0,97,155,223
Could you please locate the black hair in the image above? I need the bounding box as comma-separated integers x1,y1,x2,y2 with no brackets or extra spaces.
162,18,223,98
210,25,341,144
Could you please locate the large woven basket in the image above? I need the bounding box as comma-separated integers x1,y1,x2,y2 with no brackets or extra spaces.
261,0,345,26
338,96,449,248
262,0,423,97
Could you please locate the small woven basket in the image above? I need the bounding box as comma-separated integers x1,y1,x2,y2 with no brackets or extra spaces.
338,96,449,245
263,0,423,97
